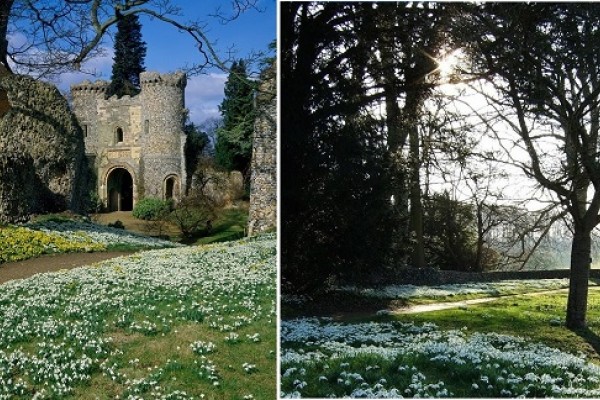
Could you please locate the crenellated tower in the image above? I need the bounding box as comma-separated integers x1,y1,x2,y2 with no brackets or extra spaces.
70,71,187,211
139,71,187,200
70,80,109,156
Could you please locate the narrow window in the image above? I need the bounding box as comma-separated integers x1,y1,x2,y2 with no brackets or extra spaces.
144,119,149,135
83,124,88,138
116,127,124,143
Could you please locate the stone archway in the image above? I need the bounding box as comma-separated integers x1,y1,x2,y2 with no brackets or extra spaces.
164,175,178,200
106,168,133,211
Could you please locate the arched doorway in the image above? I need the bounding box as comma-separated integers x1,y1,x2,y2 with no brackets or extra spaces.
165,176,176,200
106,168,133,211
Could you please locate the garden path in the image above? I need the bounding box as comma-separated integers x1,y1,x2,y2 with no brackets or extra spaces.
389,286,600,314
0,251,135,284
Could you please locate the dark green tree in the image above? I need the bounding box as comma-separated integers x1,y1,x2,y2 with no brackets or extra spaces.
184,114,210,191
106,12,146,98
281,2,465,294
214,60,256,175
281,3,396,293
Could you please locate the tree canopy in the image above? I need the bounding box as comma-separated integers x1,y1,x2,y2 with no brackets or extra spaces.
1,0,264,78
215,60,256,175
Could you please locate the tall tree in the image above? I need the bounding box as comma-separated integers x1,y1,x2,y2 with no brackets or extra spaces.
106,12,146,98
466,3,600,328
281,3,396,292
281,2,470,292
215,60,256,176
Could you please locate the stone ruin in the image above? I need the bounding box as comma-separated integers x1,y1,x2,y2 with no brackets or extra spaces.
248,62,277,236
0,74,88,223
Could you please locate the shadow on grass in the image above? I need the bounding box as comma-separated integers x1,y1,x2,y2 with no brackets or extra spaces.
281,291,411,321
179,208,248,246
573,327,600,357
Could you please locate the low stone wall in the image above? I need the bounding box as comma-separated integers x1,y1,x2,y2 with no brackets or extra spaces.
362,267,600,287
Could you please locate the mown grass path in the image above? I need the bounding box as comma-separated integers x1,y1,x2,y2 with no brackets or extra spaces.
390,287,600,315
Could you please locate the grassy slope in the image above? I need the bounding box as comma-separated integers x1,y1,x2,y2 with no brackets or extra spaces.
193,208,248,245
0,235,276,399
378,286,600,363
94,206,249,245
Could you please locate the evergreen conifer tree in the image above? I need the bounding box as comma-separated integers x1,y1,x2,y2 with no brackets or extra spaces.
107,12,146,98
214,60,256,175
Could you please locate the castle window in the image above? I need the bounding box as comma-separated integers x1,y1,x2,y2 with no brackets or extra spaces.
116,127,124,143
144,119,149,134
83,124,88,138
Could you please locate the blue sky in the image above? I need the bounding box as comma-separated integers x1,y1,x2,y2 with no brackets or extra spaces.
56,0,276,125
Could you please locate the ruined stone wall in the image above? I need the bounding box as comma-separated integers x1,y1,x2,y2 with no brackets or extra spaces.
0,74,88,222
248,62,277,236
71,80,108,156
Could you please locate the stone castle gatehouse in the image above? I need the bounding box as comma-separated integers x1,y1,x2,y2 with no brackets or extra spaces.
71,72,186,211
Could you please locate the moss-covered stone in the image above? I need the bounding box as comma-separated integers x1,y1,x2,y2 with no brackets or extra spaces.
0,74,88,222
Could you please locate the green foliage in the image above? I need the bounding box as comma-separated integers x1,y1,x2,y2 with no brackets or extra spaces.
106,13,146,98
282,114,394,294
87,190,103,214
214,60,256,174
107,220,125,230
423,192,480,271
184,113,210,187
170,195,216,239
132,198,172,221
194,207,248,245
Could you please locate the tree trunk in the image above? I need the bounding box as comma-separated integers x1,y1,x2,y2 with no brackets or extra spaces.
474,201,484,271
566,227,592,329
0,0,13,73
406,90,426,268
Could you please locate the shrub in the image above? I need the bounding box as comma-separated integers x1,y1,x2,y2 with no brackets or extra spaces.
88,190,104,214
132,198,173,221
170,195,217,238
108,220,125,230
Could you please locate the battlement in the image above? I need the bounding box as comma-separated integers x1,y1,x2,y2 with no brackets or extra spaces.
71,80,109,94
140,72,186,89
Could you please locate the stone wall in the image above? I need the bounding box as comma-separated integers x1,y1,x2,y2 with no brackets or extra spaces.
0,74,88,222
248,62,277,236
357,266,600,287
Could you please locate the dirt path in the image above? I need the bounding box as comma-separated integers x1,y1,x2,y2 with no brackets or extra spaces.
0,251,136,284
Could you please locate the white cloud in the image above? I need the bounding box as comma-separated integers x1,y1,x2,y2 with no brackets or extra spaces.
185,73,227,125
51,48,115,92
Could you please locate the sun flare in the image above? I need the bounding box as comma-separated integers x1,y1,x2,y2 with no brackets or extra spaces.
437,49,462,77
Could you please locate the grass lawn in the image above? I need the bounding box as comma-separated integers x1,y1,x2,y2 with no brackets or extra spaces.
0,234,275,399
281,286,600,398
193,207,248,245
